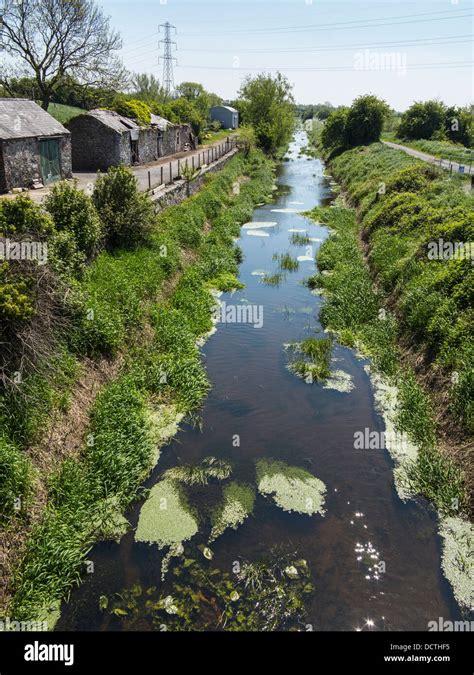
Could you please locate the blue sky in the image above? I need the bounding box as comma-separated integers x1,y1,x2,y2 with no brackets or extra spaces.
100,0,473,110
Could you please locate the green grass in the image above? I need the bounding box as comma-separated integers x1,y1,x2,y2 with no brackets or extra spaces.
44,103,86,125
273,252,299,272
287,337,332,382
9,148,276,622
306,199,468,516
200,129,238,146
383,136,474,167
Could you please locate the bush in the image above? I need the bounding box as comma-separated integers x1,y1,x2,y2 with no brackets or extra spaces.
93,166,156,248
344,95,390,146
110,96,151,126
0,262,34,320
44,181,103,258
0,195,54,237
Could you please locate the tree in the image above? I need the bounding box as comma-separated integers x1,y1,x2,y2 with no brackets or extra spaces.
111,96,151,126
0,0,127,110
344,95,390,146
153,98,204,138
320,107,349,151
397,100,446,141
444,106,473,147
237,73,295,155
131,73,166,105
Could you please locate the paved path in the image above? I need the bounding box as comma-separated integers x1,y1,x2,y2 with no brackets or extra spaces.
1,134,239,203
382,140,474,176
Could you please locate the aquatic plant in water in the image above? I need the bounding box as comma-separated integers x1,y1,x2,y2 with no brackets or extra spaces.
209,482,256,543
102,550,313,631
135,478,198,548
165,456,233,486
256,458,326,516
286,337,332,382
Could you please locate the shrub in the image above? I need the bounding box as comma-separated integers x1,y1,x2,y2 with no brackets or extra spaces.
93,166,156,248
44,181,102,258
0,262,34,320
110,96,151,126
0,195,54,237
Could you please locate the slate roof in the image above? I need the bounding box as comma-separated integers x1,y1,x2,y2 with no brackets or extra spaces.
0,98,70,140
85,109,141,133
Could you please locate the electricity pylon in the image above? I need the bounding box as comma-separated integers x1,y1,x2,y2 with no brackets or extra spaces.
159,22,177,97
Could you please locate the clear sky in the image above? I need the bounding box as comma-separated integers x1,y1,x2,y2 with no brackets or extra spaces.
100,0,473,110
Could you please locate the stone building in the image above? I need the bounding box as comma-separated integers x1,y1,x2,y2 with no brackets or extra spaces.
66,109,196,172
0,98,72,193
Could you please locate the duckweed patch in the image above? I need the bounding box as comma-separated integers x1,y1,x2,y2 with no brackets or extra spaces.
256,459,326,516
135,478,198,548
209,482,255,543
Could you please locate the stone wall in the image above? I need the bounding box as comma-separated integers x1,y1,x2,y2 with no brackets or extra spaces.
0,135,72,192
151,149,239,212
67,115,123,171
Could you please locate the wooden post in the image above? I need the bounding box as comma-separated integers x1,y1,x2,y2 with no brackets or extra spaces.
161,166,164,185
208,149,210,164
178,159,180,176
148,171,151,190
169,161,172,183
192,156,195,170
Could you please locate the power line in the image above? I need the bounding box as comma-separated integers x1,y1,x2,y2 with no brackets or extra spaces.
159,22,177,96
172,60,474,73
176,35,472,55
179,9,472,36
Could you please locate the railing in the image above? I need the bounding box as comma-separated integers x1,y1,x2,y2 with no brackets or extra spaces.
145,137,238,193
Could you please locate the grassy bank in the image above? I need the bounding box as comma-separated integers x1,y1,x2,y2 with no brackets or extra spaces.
382,136,474,167
306,142,473,517
3,150,275,622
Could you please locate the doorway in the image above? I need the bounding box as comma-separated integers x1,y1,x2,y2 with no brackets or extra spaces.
39,138,61,185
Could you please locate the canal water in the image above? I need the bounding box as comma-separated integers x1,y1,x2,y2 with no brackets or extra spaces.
58,131,464,631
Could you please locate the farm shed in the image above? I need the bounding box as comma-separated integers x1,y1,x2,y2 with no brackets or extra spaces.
66,109,196,172
0,98,72,193
210,106,239,130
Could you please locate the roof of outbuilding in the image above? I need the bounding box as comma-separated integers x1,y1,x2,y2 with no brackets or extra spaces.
0,98,70,140
211,105,238,113
84,109,141,133
150,113,174,130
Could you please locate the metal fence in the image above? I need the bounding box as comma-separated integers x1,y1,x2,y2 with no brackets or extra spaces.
144,137,238,193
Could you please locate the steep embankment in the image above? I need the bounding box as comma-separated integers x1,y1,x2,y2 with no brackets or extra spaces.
305,143,473,607
1,150,275,625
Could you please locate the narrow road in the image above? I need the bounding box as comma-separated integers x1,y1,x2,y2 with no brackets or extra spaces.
382,140,474,176
1,133,239,203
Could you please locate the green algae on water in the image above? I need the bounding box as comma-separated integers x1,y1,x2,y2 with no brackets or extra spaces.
209,482,255,543
256,459,326,516
135,478,198,548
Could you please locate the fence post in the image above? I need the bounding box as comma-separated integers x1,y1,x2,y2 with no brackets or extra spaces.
208,149,210,164
178,159,180,177
169,161,172,183
148,170,151,190
161,166,163,185
192,156,195,170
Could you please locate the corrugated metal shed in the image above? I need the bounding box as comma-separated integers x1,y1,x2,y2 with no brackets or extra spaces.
0,98,70,140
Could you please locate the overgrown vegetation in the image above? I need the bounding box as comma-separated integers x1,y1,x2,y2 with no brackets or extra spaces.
305,149,472,516
5,148,275,621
